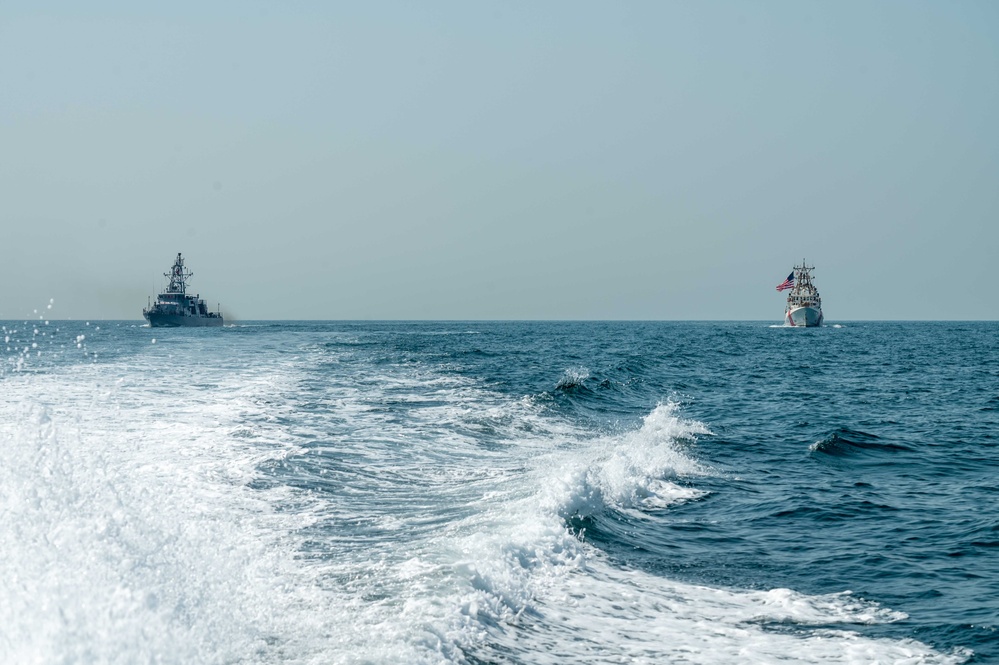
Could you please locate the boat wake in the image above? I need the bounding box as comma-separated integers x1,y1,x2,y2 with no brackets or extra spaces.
0,328,970,664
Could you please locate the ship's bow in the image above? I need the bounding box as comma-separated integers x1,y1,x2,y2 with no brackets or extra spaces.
787,307,823,327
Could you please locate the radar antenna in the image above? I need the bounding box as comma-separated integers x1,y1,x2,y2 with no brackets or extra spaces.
165,253,194,294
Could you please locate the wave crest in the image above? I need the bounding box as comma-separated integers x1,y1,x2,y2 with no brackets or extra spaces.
810,428,913,456
555,367,591,392
544,402,710,522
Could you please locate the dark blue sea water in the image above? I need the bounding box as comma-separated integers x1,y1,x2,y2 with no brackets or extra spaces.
2,320,995,663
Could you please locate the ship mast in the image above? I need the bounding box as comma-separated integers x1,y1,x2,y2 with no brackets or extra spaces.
165,253,193,295
794,258,815,292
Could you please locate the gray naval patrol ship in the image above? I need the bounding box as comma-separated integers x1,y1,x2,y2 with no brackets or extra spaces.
143,253,224,327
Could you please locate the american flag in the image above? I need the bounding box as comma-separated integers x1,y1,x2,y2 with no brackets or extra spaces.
776,272,794,292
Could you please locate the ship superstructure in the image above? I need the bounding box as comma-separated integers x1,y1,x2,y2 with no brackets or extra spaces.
143,253,224,327
778,260,823,327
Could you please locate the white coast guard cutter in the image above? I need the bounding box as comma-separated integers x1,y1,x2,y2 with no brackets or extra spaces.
776,260,823,327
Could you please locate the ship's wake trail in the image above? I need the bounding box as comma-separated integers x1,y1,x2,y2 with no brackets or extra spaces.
0,344,970,665
0,363,339,663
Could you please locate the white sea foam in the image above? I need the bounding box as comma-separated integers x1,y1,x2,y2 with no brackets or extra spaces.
555,367,590,390
498,559,968,664
0,358,339,663
535,402,709,522
0,332,967,664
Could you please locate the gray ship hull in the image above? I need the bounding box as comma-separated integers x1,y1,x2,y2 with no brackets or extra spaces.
144,312,223,327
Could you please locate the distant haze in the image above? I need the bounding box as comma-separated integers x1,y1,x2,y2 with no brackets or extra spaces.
2,1,997,320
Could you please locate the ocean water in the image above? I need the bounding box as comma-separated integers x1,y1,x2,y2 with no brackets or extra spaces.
1,319,995,664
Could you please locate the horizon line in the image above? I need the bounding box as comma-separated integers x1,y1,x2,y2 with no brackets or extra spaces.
2,318,997,324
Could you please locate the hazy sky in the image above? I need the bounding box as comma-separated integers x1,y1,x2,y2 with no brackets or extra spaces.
2,1,997,320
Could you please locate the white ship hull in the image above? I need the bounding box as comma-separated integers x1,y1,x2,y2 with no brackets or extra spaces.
786,306,823,327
